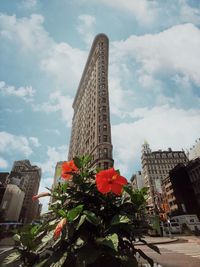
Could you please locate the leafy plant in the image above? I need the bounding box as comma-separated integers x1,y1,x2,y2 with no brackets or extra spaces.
2,155,159,266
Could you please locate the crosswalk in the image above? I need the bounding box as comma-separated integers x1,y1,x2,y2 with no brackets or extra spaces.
158,242,200,259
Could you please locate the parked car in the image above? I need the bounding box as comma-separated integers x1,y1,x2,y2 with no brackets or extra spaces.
171,214,200,232
162,221,182,234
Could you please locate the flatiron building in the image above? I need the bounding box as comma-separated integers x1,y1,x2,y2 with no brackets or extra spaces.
68,34,113,169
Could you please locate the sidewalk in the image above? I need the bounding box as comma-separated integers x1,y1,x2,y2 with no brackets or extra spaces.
135,235,200,245
134,236,178,245
177,235,200,244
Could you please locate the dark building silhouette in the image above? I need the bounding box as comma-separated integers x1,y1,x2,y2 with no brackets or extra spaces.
169,163,199,216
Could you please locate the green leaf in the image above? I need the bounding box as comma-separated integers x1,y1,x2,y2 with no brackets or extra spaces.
2,251,20,266
111,214,131,225
123,185,134,197
74,157,82,168
82,155,92,165
83,210,101,225
13,233,20,243
58,209,67,217
76,214,87,230
41,230,54,244
115,169,120,175
99,233,119,251
67,204,84,222
30,225,40,236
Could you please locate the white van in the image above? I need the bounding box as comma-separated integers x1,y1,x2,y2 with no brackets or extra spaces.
163,221,182,234
171,214,200,231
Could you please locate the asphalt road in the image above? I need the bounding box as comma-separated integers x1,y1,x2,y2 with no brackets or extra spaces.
136,240,200,267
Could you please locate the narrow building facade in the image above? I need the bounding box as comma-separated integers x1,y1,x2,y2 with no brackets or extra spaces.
68,34,113,169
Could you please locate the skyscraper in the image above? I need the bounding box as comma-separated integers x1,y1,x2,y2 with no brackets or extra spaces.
68,34,113,169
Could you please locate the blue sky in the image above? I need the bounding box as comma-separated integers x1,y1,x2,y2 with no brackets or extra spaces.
0,0,200,211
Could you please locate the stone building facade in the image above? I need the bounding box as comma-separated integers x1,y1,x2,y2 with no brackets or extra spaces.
11,160,41,222
0,184,25,221
141,142,188,211
68,34,113,169
130,171,144,190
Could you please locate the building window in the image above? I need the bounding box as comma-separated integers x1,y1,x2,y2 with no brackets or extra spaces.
103,135,108,142
104,162,109,169
103,148,108,157
102,106,106,112
103,124,107,131
103,115,107,121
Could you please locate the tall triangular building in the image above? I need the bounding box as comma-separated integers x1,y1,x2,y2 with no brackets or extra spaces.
68,34,113,169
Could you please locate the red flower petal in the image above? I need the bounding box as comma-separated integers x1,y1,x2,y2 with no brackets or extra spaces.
61,160,78,180
110,183,124,195
95,168,128,195
54,218,67,239
96,180,111,194
115,175,128,186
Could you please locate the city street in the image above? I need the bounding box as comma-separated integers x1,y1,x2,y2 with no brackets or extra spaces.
136,238,200,267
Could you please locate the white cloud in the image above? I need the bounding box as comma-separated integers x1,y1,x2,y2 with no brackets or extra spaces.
0,131,35,156
36,145,68,211
37,145,68,176
112,105,200,178
0,13,86,92
40,42,86,90
107,23,200,118
0,13,50,51
77,14,96,46
33,91,73,126
0,81,35,102
29,137,40,147
179,0,200,25
96,0,158,26
0,157,8,169
38,177,52,212
112,23,200,86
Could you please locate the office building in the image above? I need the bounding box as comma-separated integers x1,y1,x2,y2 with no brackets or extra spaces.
141,142,188,211
130,171,144,190
0,184,25,221
0,172,9,206
11,160,41,222
68,34,113,169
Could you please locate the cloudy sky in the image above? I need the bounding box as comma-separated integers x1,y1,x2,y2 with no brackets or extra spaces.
0,0,200,211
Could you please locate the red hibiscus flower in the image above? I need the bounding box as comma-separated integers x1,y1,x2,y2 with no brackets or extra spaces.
96,168,128,195
61,160,78,180
32,192,50,201
54,218,67,239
